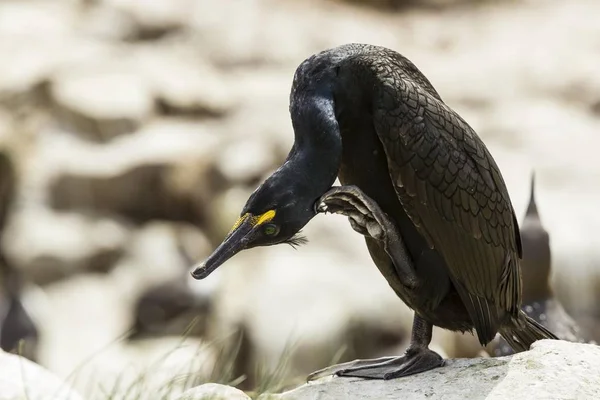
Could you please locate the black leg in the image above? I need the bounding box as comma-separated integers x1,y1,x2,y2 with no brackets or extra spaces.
317,185,419,288
307,314,443,381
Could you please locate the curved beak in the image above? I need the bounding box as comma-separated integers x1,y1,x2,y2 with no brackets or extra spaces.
191,217,254,280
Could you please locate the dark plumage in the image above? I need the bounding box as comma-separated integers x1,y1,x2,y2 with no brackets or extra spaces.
0,152,39,362
490,174,584,356
0,259,39,362
191,44,557,379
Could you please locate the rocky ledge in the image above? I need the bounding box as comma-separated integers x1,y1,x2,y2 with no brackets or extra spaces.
181,340,600,400
0,349,83,400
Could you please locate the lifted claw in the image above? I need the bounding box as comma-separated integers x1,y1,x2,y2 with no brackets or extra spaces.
316,202,329,214
317,185,419,290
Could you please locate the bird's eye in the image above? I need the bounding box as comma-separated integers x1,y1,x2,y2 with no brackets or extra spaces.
263,224,280,236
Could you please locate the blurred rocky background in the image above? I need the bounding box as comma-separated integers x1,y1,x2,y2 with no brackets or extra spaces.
0,0,599,398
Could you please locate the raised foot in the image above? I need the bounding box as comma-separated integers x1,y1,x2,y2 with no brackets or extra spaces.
317,185,418,289
307,348,443,381
317,185,389,239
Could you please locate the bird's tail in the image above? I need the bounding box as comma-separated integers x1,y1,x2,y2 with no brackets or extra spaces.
498,310,558,353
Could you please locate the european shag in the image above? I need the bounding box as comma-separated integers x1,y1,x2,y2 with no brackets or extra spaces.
0,256,39,363
191,44,558,379
0,152,39,362
490,173,583,356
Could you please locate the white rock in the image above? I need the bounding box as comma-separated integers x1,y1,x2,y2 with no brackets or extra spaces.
3,207,130,285
114,222,210,292
0,20,113,103
50,68,154,141
133,47,236,117
187,0,320,67
0,349,83,400
32,121,222,224
35,120,221,179
262,340,600,400
177,383,250,400
28,226,217,399
103,0,191,39
214,136,278,185
0,1,76,39
79,3,137,40
115,222,216,338
204,186,256,242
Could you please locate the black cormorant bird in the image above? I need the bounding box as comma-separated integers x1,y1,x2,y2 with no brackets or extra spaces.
0,256,40,362
191,44,557,380
0,151,39,362
490,173,583,356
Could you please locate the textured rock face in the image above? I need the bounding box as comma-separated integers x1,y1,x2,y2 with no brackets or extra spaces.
0,349,83,400
260,340,600,400
104,0,191,40
50,68,154,142
44,120,223,226
3,209,130,285
127,222,215,339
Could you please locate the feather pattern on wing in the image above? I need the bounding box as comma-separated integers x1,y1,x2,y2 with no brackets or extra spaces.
350,49,523,343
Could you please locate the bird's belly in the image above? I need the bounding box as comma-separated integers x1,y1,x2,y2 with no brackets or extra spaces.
362,236,472,331
336,123,471,330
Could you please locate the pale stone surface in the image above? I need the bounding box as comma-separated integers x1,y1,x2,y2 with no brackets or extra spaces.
50,68,154,141
176,383,251,400
25,222,217,399
214,136,278,185
125,222,215,338
204,186,256,242
134,48,236,117
0,1,76,39
261,340,600,400
79,3,137,40
36,272,217,400
486,340,600,400
103,0,191,40
3,208,130,285
40,121,222,224
0,37,115,108
0,349,83,400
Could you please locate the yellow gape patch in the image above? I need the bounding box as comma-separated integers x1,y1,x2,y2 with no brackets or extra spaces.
255,209,276,226
229,210,276,234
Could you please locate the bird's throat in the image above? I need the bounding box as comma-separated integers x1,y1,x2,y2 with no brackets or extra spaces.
288,93,343,202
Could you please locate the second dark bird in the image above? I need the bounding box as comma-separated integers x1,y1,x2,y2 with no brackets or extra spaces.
489,174,584,356
190,44,558,380
0,152,39,362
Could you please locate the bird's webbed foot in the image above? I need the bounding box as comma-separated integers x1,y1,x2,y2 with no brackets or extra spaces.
316,185,418,288
316,185,389,239
306,346,443,381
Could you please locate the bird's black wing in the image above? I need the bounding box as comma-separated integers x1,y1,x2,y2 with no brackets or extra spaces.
370,57,522,343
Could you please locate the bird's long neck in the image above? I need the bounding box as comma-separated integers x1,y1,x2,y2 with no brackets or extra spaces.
286,91,343,200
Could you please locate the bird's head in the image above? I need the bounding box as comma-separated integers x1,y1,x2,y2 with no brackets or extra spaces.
191,49,344,280
191,166,319,280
